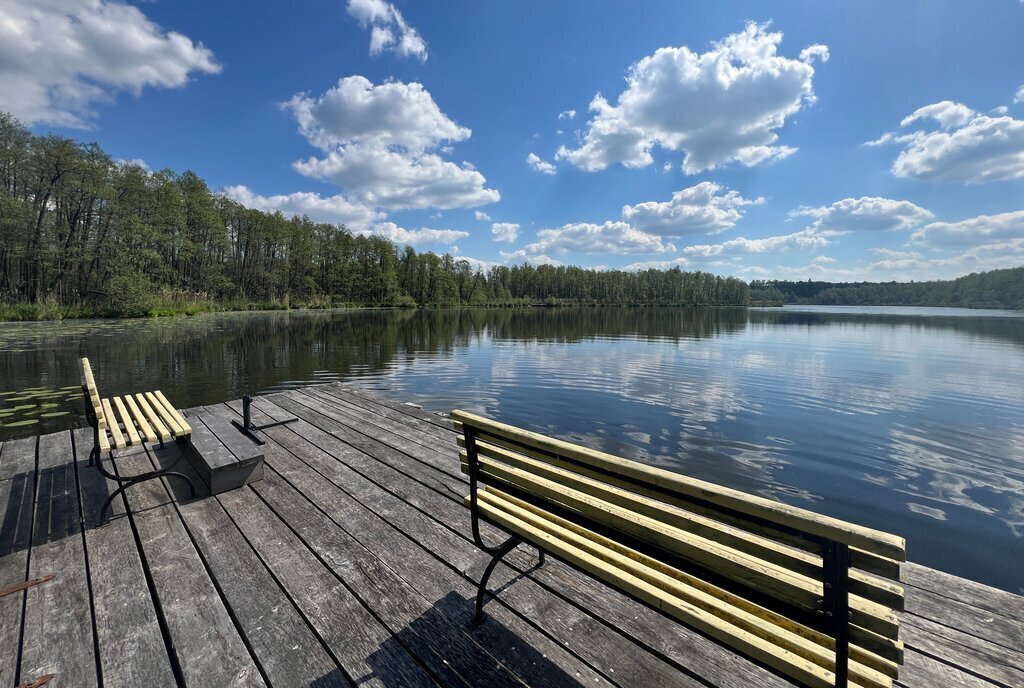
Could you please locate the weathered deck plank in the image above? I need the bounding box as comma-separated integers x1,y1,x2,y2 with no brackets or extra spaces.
250,393,792,688
0,383,1021,688
73,427,177,688
215,482,437,688
111,444,265,687
317,383,457,442
19,431,98,687
249,468,526,688
154,424,346,688
900,613,1024,687
0,437,36,688
330,383,456,432
204,402,629,688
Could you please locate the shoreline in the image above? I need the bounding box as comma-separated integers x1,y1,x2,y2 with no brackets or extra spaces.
3,300,1021,322
0,301,758,322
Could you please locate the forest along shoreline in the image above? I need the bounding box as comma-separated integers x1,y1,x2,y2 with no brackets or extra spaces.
1,111,1021,322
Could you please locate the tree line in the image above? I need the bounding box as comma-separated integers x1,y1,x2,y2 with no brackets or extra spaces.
3,111,1019,319
750,268,1024,310
0,112,749,319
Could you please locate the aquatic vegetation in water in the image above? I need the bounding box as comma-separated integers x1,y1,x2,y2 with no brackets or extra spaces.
1,419,38,428
0,384,77,434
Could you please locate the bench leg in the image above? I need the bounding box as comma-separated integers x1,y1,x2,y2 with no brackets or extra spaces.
98,444,197,522
473,535,521,625
100,472,196,522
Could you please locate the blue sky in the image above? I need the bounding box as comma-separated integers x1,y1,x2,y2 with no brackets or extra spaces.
3,1,1024,281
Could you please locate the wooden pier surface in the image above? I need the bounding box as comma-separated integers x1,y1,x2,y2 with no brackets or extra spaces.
0,383,1021,687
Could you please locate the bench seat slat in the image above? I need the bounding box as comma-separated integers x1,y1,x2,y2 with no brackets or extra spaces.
112,396,141,446
464,440,904,610
134,393,171,440
153,391,192,436
476,490,888,688
145,391,184,437
124,394,157,443
453,410,906,561
101,398,126,449
464,452,899,640
480,487,898,684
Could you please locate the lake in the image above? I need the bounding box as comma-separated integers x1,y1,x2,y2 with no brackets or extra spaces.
1,306,1023,593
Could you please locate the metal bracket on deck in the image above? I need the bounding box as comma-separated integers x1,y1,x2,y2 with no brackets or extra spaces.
231,394,297,445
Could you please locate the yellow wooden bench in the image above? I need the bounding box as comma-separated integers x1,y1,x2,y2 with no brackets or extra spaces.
452,410,905,688
80,357,196,520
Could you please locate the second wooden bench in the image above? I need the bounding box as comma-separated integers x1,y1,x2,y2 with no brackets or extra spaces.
453,410,905,688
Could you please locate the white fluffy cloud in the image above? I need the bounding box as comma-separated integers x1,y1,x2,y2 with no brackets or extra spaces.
869,100,1024,183
902,101,976,129
911,210,1024,246
746,240,1024,282
346,0,427,61
454,255,500,272
622,257,690,271
222,185,382,229
498,250,563,266
293,146,498,210
0,0,220,127
684,228,842,259
222,186,466,247
513,221,675,259
364,221,467,246
556,22,825,174
285,77,499,210
1014,85,1024,104
790,197,934,232
286,76,468,152
622,182,763,237
474,210,492,222
491,222,520,243
558,109,577,120
117,158,149,171
526,153,556,175
496,182,762,260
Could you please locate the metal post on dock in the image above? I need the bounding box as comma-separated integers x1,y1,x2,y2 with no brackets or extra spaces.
231,394,298,445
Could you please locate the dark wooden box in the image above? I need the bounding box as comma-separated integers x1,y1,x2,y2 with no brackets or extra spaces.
184,412,264,494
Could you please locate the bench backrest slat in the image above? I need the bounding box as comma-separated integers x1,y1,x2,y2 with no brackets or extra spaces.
452,410,906,562
79,358,106,429
461,431,899,579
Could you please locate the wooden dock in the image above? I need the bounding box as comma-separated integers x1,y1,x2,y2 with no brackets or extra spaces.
0,383,1021,688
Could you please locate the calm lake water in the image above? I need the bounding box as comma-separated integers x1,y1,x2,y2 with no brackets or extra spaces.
2,306,1023,593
